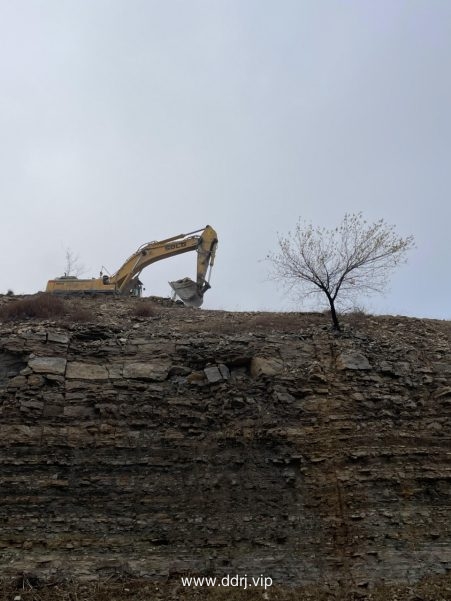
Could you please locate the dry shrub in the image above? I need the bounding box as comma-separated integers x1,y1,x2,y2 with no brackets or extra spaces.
0,294,66,321
344,306,372,329
132,302,158,318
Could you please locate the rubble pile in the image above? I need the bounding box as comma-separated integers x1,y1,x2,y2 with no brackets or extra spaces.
1,297,451,590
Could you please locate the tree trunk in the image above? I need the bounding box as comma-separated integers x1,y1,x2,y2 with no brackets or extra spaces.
327,296,341,331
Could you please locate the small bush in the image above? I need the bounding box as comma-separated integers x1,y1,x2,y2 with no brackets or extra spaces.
345,305,372,328
0,294,66,321
348,303,368,316
6,289,14,296
132,302,158,318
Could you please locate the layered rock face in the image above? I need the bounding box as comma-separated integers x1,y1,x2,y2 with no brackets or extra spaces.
1,299,451,588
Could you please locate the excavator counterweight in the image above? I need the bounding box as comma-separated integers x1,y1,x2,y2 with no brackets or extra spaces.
46,226,218,307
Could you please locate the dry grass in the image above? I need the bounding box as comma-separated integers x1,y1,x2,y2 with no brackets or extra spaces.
203,312,325,335
131,302,159,318
0,294,66,321
249,313,304,332
0,295,95,323
0,293,100,324
343,308,373,329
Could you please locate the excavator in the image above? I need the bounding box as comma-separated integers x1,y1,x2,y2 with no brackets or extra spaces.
45,225,218,308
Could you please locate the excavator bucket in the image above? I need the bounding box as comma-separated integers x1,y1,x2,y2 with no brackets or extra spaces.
169,278,204,308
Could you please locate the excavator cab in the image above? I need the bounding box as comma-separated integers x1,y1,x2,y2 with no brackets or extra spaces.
128,277,143,297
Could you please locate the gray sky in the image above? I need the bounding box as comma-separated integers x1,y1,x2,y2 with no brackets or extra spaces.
1,0,450,317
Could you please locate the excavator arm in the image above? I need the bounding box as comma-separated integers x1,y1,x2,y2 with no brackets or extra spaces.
168,225,218,307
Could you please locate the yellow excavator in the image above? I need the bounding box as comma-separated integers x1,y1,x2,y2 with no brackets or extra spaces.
45,225,218,307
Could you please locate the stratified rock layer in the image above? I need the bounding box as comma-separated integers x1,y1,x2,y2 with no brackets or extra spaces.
1,299,451,589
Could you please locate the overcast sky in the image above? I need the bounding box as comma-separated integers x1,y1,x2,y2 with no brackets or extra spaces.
1,0,450,317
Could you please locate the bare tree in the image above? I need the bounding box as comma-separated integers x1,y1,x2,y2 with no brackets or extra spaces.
267,213,415,330
64,248,85,277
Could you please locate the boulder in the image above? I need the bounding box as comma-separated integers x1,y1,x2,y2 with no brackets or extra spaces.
336,352,371,371
28,374,45,388
123,360,171,381
204,366,223,383
29,356,67,375
47,332,70,345
218,363,230,379
20,400,44,413
66,362,109,380
7,375,27,388
250,357,284,377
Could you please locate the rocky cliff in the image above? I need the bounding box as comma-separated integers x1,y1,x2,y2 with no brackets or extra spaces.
1,296,451,592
